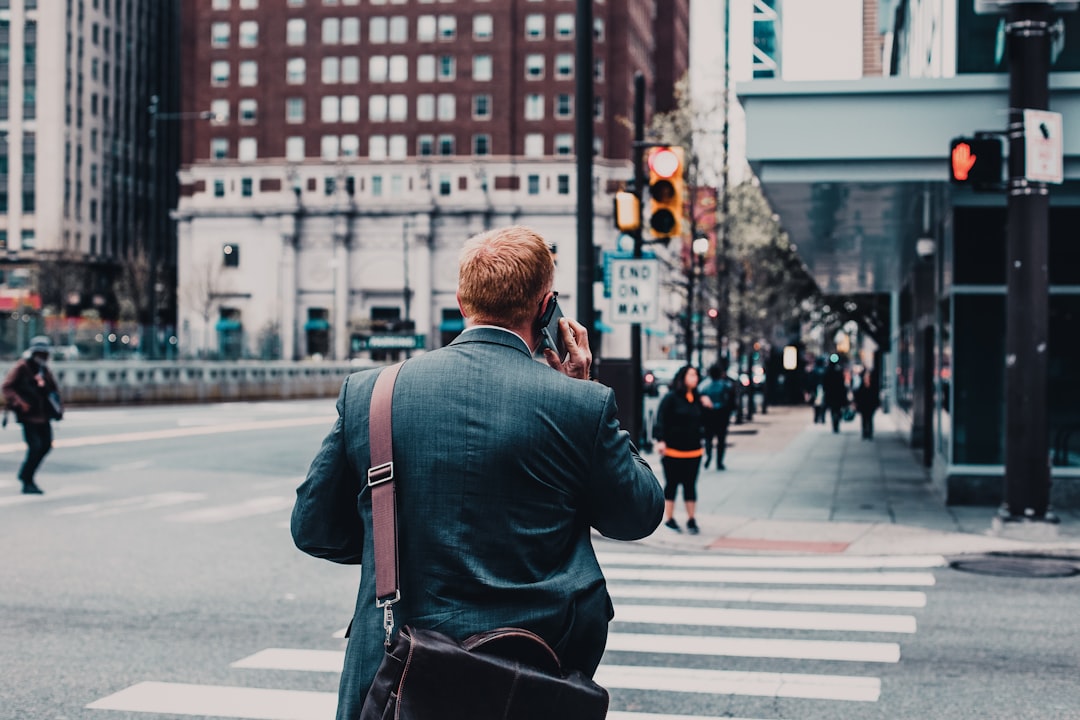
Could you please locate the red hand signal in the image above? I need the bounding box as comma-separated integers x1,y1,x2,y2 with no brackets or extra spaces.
951,142,977,181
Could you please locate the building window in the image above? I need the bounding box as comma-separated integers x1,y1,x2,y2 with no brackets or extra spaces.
389,94,407,121
389,55,408,82
594,59,605,81
554,133,573,155
238,137,257,161
287,18,306,45
417,55,435,81
389,16,408,42
473,55,492,81
418,134,434,156
239,61,258,86
369,137,385,160
438,15,456,40
556,53,573,79
389,135,407,159
524,133,543,157
323,57,340,83
473,94,491,119
211,99,230,124
437,93,455,121
594,18,605,41
438,55,455,80
342,18,360,43
342,135,360,157
238,99,257,123
223,243,240,267
239,0,258,8
342,56,360,82
438,134,454,156
527,175,540,195
371,174,383,195
525,14,544,39
240,178,253,197
370,17,387,43
439,174,452,196
525,54,544,79
594,97,603,120
211,61,230,86
287,58,306,84
474,14,493,40
322,96,340,122
417,94,435,121
212,0,230,9
369,56,388,82
555,14,574,38
557,174,570,195
322,135,340,159
524,94,543,120
239,20,258,47
323,17,340,44
555,93,572,118
286,136,305,161
418,15,436,41
286,97,304,123
341,95,360,122
211,22,230,48
473,134,490,156
213,179,226,197
369,95,388,122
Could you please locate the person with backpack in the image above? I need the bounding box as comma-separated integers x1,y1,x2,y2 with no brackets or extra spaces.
3,336,63,494
700,362,737,470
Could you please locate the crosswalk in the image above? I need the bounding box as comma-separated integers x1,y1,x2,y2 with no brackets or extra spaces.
85,548,941,719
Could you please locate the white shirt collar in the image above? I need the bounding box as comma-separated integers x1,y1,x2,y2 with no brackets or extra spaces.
460,325,532,354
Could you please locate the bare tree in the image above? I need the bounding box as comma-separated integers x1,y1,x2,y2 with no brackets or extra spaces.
112,244,154,324
182,256,225,357
35,250,89,319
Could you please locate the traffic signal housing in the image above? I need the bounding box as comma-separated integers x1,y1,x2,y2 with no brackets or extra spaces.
646,146,685,241
949,136,1004,189
613,190,640,232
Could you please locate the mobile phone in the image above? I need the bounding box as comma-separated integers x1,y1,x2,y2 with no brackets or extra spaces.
536,297,567,358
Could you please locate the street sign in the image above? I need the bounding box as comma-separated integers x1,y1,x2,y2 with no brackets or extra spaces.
609,258,659,324
1023,109,1064,184
975,0,1078,12
351,334,425,351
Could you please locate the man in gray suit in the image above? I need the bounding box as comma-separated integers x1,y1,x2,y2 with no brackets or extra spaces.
292,225,663,720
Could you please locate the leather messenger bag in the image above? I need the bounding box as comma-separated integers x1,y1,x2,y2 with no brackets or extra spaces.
358,362,609,720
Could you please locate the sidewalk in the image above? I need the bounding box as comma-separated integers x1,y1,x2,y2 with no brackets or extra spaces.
636,403,1080,556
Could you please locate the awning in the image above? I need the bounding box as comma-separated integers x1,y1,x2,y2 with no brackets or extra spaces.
215,319,241,332
439,317,465,332
304,318,331,331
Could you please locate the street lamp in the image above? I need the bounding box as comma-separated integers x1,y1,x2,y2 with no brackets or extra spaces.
692,235,710,369
146,95,216,359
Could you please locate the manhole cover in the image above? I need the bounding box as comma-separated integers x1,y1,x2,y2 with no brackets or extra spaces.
950,554,1080,579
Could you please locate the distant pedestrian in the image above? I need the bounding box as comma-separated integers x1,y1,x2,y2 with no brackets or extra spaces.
807,356,827,424
700,362,736,470
853,371,880,440
3,336,63,494
822,358,849,433
653,365,708,535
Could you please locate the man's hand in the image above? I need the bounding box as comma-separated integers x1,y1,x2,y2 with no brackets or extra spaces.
543,317,592,380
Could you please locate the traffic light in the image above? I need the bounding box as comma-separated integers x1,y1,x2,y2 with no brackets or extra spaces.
949,136,1004,188
646,146,685,241
613,190,640,231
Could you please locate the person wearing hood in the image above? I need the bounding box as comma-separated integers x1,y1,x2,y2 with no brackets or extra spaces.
3,336,63,494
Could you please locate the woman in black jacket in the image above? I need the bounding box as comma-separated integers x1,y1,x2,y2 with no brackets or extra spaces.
652,365,711,535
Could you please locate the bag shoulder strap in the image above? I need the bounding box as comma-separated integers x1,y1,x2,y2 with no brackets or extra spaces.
368,361,405,644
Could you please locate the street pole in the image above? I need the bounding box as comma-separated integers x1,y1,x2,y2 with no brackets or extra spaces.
718,0,732,367
631,72,646,447
575,0,596,353
696,250,706,369
1002,2,1054,522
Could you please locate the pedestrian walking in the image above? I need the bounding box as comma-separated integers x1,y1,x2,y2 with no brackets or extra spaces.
653,365,709,534
291,225,663,719
822,358,849,433
853,370,881,440
807,356,827,424
3,336,63,494
700,362,736,470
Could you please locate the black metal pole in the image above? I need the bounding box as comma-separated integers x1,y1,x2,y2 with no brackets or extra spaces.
631,72,646,447
1002,2,1053,521
575,0,596,353
718,0,732,365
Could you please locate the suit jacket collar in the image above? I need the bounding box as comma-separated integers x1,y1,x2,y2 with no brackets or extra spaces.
450,326,533,357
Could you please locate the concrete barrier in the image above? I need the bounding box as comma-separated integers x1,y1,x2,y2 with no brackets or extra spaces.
49,360,379,406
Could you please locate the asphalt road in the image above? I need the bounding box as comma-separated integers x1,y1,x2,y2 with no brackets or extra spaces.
2,400,1078,719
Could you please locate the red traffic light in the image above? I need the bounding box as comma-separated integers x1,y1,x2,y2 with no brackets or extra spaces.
648,148,681,179
949,136,1003,187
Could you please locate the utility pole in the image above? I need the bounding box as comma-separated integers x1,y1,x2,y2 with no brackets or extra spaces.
630,72,646,447
575,0,596,352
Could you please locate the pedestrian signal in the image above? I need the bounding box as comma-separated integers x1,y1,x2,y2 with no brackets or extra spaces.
949,137,1003,188
646,146,685,241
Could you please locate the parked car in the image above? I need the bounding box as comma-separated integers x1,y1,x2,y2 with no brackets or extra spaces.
643,359,687,397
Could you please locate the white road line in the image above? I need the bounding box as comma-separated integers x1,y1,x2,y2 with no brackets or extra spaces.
606,632,900,663
596,665,881,703
231,648,343,673
614,604,916,634
0,485,100,507
608,584,928,608
166,496,293,523
604,567,937,587
599,552,947,569
86,681,336,719
52,492,206,516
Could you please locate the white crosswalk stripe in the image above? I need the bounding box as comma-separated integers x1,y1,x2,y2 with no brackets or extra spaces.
86,549,937,719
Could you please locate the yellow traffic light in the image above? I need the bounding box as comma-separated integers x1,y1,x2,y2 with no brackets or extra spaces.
646,146,685,241
613,190,640,231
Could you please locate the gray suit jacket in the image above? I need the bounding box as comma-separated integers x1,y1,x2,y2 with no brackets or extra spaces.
292,327,663,720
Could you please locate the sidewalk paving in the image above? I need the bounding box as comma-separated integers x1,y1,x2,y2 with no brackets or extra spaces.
635,403,1080,556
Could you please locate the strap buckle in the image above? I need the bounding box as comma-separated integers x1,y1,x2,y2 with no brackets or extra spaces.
376,593,399,647
367,461,394,487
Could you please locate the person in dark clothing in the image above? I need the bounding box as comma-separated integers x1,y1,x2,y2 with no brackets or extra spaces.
808,357,828,424
2,336,63,494
821,359,849,433
653,365,710,534
700,362,736,470
853,370,881,440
